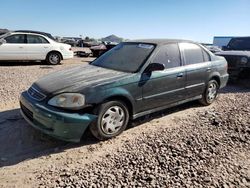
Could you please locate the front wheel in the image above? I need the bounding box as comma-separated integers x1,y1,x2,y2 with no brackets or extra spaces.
90,101,129,140
199,80,219,106
46,52,61,65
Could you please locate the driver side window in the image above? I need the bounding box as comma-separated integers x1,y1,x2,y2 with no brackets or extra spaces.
5,34,25,44
153,43,181,69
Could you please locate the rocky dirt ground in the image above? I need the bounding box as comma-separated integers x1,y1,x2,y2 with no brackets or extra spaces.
0,58,249,188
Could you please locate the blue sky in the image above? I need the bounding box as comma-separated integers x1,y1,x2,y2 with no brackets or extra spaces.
1,0,249,43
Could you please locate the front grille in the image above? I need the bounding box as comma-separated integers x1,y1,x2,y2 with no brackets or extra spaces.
20,103,33,122
223,56,240,68
28,86,46,101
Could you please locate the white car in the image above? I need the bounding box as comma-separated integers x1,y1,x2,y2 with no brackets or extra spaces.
0,32,74,65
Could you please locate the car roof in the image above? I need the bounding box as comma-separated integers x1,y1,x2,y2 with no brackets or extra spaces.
8,31,54,40
10,31,46,36
14,30,55,40
230,37,250,40
0,31,55,41
128,39,194,45
15,30,49,34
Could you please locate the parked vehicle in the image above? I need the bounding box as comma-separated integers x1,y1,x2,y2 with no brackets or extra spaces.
20,39,228,142
0,31,73,65
77,40,101,48
216,37,250,78
62,39,78,47
202,44,222,53
0,29,9,36
75,51,91,57
213,36,234,48
90,41,117,57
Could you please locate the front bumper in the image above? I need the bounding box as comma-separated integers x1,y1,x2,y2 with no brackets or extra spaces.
220,74,229,88
20,92,97,142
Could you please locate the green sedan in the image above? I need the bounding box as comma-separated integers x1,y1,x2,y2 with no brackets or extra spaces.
20,39,228,142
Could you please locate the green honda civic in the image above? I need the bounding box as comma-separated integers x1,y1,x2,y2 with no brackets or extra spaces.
20,39,228,142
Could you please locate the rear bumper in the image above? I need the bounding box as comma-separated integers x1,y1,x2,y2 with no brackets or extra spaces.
220,74,229,88
62,51,74,60
20,92,97,142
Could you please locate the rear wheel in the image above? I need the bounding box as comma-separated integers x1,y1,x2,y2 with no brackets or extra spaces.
199,80,219,106
46,52,61,65
90,101,129,140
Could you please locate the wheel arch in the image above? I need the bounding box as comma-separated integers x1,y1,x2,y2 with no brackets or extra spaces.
46,50,63,60
102,95,134,119
208,71,221,87
209,75,221,87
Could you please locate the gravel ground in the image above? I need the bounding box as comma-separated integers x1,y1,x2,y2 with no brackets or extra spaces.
37,86,250,188
0,59,249,188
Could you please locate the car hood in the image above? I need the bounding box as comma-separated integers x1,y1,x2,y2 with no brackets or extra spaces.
34,64,130,95
216,50,250,57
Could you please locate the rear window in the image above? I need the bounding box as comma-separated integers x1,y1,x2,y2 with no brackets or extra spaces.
92,43,155,72
27,35,49,44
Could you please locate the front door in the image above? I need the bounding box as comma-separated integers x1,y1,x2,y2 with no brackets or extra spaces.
140,43,186,111
0,34,26,60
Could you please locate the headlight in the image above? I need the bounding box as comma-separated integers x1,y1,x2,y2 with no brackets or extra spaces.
48,93,85,109
240,57,248,65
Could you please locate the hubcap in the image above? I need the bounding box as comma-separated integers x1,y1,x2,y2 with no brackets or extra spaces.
49,54,59,64
101,106,125,135
207,82,217,102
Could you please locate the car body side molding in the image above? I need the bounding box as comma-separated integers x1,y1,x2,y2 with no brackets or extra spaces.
132,95,201,120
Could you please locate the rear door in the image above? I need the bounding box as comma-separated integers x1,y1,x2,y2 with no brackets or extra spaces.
25,34,51,60
0,34,26,60
141,43,186,111
179,43,211,97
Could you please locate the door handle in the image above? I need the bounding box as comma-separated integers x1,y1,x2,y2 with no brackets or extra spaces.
19,46,24,49
207,68,211,72
177,73,184,78
44,46,49,49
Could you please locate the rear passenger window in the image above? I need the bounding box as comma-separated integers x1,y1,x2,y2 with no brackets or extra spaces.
180,43,204,65
202,50,211,62
153,43,181,69
27,35,49,44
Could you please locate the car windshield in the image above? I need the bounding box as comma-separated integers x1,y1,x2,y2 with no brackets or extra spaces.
91,42,155,72
229,38,250,50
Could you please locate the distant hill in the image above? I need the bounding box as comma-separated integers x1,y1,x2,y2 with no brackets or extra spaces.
101,35,123,43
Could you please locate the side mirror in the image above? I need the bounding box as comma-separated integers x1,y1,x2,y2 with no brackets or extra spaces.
0,39,6,45
145,63,165,73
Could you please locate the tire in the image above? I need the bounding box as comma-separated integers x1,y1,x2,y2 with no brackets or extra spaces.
199,80,219,106
46,52,61,65
90,101,129,140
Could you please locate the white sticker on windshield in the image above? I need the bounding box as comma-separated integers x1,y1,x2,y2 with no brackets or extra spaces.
138,44,154,49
